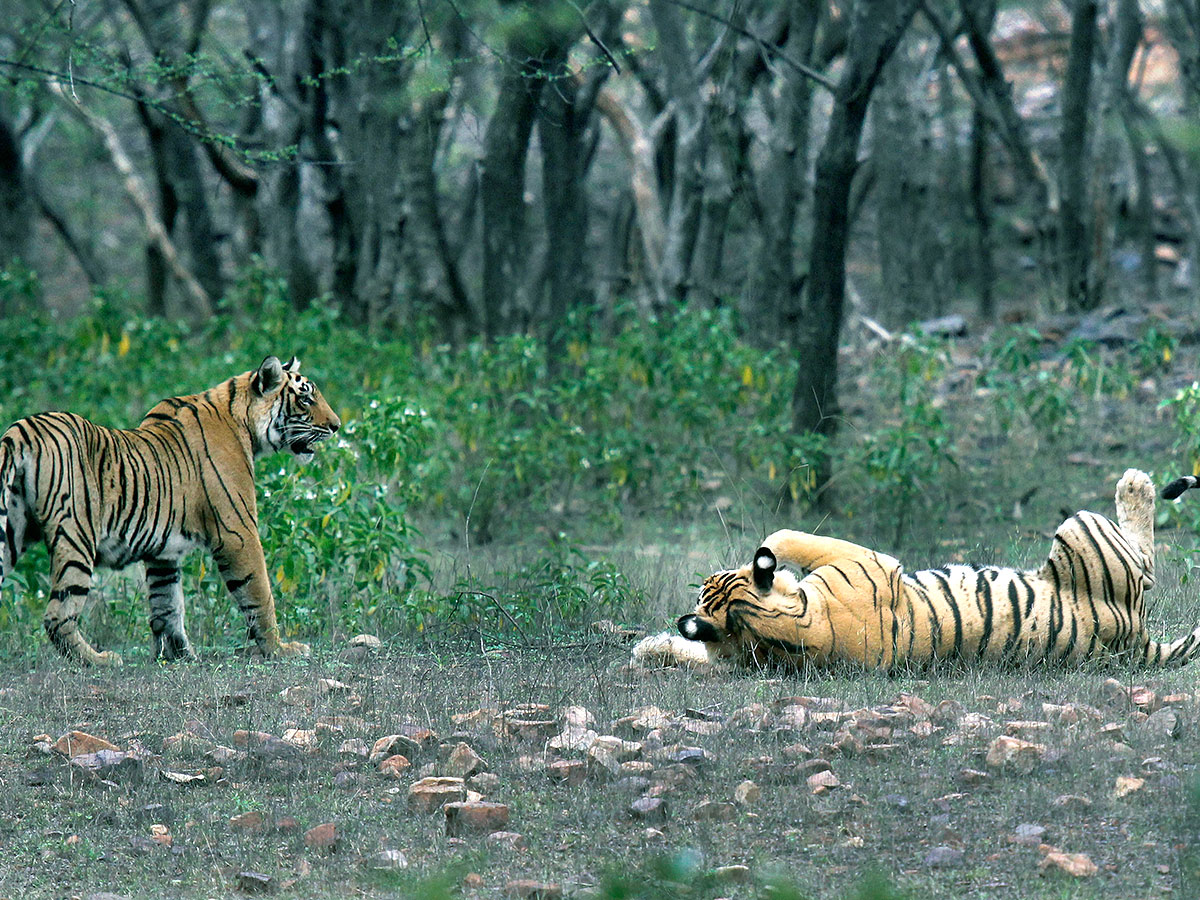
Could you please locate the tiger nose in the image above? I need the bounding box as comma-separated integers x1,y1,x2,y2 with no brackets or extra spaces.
329,413,341,433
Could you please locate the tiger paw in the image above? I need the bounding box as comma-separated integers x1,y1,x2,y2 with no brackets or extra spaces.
276,640,311,658
94,650,124,666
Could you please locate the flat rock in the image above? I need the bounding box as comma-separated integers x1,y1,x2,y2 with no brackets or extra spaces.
629,796,668,823
363,849,409,871
53,731,118,757
236,871,276,894
408,776,466,813
445,801,510,836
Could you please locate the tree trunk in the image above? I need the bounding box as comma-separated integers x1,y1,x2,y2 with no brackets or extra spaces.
745,0,820,337
480,58,554,336
0,112,34,271
540,64,595,368
1060,0,1099,311
792,0,920,491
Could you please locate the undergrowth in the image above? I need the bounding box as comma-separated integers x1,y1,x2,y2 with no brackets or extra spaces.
0,264,1185,655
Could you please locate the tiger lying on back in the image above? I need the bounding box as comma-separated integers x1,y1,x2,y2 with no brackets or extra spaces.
633,469,1200,671
0,356,340,665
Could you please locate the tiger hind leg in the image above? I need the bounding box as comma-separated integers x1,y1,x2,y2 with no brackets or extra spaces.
44,548,121,666
1115,468,1155,580
146,559,196,661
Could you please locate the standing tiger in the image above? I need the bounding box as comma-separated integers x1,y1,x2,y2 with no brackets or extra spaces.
633,469,1200,671
0,356,340,665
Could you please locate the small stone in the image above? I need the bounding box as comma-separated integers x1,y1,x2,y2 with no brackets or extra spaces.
70,749,145,784
463,873,485,889
378,754,411,778
733,780,760,806
958,768,990,785
1052,794,1092,811
712,865,751,883
1143,708,1181,740
670,747,713,766
806,770,840,793
338,739,370,758
1039,850,1098,877
505,880,562,899
691,800,736,821
53,731,118,757
930,699,965,724
445,742,485,778
985,735,1046,775
1112,775,1145,799
547,760,586,786
275,816,302,833
370,734,420,764
236,872,276,894
348,633,382,649
629,796,668,823
485,830,526,850
408,776,466,813
1012,823,1046,846
229,810,266,831
469,772,501,791
924,846,965,868
363,849,408,871
333,771,360,789
445,801,510,836
303,822,340,851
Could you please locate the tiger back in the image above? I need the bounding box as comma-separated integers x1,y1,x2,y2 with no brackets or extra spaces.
0,356,339,665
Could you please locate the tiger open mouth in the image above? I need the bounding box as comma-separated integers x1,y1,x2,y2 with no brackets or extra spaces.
287,429,332,458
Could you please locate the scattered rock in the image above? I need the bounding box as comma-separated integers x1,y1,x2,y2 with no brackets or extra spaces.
806,770,840,794
52,731,118,757
230,811,266,831
303,823,340,851
1011,823,1047,846
370,734,420,764
348,633,382,649
1039,850,1098,877
408,776,467,813
712,864,752,883
338,738,370,758
958,768,990,785
505,880,562,899
469,771,501,791
363,849,408,871
691,800,736,821
444,742,485,778
1143,708,1181,741
378,754,411,779
547,760,587,787
733,780,760,806
1052,794,1092,811
923,846,965,868
629,796,668,823
985,735,1046,775
485,830,526,850
236,871,276,894
445,801,510,836
930,699,965,724
1112,775,1145,799
70,749,146,784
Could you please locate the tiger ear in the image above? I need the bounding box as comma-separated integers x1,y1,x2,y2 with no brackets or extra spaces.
282,356,300,373
253,356,284,396
752,547,776,592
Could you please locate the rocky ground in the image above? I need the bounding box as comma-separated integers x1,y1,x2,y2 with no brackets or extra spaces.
0,631,1197,899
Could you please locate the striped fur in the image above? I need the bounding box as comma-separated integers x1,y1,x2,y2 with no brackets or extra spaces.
635,469,1200,670
0,356,339,665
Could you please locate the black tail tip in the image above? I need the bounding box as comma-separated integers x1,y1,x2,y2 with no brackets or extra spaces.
1162,477,1195,501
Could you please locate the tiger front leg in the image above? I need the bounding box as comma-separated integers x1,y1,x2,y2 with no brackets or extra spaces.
145,560,197,661
215,542,310,658
44,550,122,666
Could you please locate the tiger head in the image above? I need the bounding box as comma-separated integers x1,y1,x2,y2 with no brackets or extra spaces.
677,547,809,659
250,356,340,463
